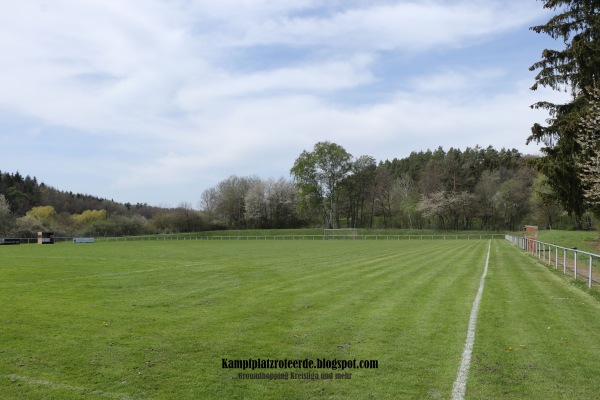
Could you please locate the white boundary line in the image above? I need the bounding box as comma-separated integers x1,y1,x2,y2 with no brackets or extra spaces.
451,240,491,400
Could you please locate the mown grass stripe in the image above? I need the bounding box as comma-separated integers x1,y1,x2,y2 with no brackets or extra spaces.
1,374,142,400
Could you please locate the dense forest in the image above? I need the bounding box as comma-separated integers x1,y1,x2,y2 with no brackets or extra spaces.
0,170,205,237
1,143,589,238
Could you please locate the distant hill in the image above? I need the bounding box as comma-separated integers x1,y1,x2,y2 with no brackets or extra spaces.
0,170,163,218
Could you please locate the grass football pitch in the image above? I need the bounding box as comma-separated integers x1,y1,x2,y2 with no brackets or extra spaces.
2,239,600,399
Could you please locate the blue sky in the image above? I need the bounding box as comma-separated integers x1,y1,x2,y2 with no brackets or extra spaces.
0,0,568,207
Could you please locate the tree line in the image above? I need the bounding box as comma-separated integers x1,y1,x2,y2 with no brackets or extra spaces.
200,142,588,232
0,141,592,238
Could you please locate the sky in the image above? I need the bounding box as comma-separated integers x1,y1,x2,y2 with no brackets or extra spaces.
0,0,570,208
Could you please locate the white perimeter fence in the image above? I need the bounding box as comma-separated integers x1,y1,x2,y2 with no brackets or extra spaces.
505,234,600,288
13,233,506,244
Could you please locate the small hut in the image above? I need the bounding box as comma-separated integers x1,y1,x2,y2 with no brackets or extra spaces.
38,231,55,244
523,225,538,252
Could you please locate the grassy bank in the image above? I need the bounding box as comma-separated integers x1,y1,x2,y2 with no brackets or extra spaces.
469,240,600,398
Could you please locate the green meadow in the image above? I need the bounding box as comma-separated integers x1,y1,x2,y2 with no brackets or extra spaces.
1,238,600,399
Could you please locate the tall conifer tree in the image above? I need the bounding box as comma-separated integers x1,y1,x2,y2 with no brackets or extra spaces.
528,0,600,226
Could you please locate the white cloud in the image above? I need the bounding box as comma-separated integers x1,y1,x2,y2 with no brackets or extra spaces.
114,78,559,195
175,54,375,112
0,0,542,131
0,0,559,204
234,1,542,51
408,68,507,93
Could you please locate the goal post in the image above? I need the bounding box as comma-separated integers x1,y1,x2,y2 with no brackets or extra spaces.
323,228,359,240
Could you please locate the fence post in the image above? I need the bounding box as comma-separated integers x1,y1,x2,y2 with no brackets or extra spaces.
540,243,546,262
589,255,593,288
529,238,533,254
563,249,567,275
542,243,546,262
574,251,578,280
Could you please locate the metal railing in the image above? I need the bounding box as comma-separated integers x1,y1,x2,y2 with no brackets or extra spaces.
505,234,600,288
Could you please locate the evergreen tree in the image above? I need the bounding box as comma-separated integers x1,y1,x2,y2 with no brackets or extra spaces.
528,0,600,228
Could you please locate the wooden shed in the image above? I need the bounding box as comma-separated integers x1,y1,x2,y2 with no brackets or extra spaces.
523,225,538,252
38,231,55,244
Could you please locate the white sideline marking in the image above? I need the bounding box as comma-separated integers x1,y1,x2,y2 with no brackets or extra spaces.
451,240,491,400
1,374,142,400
